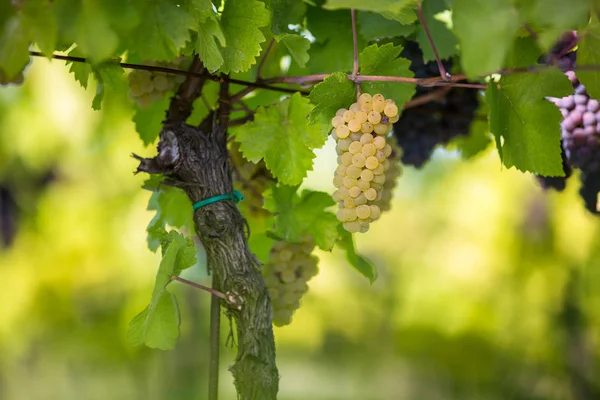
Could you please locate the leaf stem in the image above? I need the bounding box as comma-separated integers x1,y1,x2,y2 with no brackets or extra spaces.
208,273,221,400
417,2,449,81
171,275,228,301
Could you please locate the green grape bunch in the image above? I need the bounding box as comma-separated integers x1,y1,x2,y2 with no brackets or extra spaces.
331,93,399,233
373,135,402,212
262,236,319,327
127,58,188,108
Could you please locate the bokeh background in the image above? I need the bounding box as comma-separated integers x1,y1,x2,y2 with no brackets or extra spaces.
1,59,599,400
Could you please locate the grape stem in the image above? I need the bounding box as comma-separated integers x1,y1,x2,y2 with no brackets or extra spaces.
417,2,450,81
256,38,275,81
350,9,361,97
403,87,452,110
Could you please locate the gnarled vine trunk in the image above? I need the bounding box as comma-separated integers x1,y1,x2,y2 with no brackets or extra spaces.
135,61,279,399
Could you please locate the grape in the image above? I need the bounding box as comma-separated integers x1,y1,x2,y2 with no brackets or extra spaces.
373,137,402,212
262,236,319,327
393,41,477,168
127,57,189,108
331,93,402,232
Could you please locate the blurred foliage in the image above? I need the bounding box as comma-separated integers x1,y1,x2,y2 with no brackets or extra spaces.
1,60,600,400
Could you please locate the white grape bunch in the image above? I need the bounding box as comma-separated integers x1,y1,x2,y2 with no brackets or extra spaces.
373,135,402,212
331,93,399,233
127,58,187,108
262,236,319,327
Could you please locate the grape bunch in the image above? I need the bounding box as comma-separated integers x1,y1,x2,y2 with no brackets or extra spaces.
331,93,398,233
537,33,600,214
373,135,402,212
127,59,187,108
262,236,319,327
393,41,478,168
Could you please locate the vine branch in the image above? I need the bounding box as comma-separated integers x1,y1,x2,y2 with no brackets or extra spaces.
350,9,360,96
417,2,450,81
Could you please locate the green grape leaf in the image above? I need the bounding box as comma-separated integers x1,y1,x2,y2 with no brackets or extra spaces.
75,0,119,62
129,0,196,61
148,186,194,230
133,97,170,146
185,0,215,22
486,70,573,176
0,17,30,78
195,17,226,72
265,0,307,35
263,184,338,250
379,6,417,25
93,60,124,89
219,0,270,73
358,11,416,42
92,82,105,111
276,34,310,68
453,0,519,77
128,231,196,350
308,72,356,125
303,7,365,74
453,108,492,160
128,291,180,350
519,0,590,50
415,0,458,62
67,48,93,89
359,43,415,107
21,0,57,56
577,23,600,100
324,0,417,13
335,225,377,282
231,93,327,185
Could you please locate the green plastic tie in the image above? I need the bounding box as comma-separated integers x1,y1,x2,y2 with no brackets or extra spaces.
192,190,244,211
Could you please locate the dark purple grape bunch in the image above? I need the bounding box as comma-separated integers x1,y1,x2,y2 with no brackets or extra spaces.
392,41,478,168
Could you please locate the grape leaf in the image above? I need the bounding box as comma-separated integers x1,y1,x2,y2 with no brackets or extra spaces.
76,0,119,62
324,0,417,13
232,93,327,185
263,184,339,251
128,291,180,350
302,7,364,74
184,0,215,22
452,105,492,160
415,0,458,62
195,17,226,72
148,186,194,231
67,48,93,88
128,231,196,350
379,6,417,25
21,0,57,56
358,12,416,42
219,0,270,73
359,43,415,108
276,34,310,68
265,0,307,35
518,0,590,50
453,0,519,77
93,61,124,89
486,70,573,176
133,96,170,146
0,16,30,78
576,23,600,100
335,225,377,282
308,72,356,125
129,0,196,61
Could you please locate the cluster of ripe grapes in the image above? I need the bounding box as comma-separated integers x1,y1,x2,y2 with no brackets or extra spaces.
331,93,399,233
262,236,319,327
127,59,187,108
539,32,600,214
393,41,479,168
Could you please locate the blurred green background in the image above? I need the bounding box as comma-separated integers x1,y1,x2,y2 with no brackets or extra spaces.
1,59,599,400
